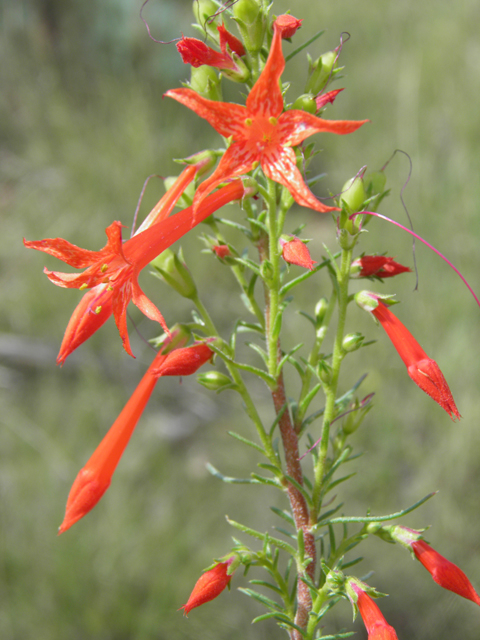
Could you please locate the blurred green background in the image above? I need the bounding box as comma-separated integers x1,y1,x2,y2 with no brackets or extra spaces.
1,0,480,638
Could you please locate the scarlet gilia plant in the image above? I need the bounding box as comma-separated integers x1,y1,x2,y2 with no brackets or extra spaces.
26,1,478,638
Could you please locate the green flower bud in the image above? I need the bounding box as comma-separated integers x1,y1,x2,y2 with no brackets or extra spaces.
315,297,329,325
260,259,274,283
151,249,197,299
189,65,222,101
305,50,336,94
233,0,261,24
318,360,332,385
197,370,233,391
193,0,219,31
325,569,345,592
342,332,364,353
233,0,265,53
292,94,317,114
341,176,366,214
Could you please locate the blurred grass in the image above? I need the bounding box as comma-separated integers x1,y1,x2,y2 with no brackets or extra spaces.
1,0,480,638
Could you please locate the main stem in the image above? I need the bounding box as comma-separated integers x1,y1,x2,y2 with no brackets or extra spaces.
262,179,316,637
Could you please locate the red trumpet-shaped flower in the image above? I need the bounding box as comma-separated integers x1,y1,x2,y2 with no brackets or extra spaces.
280,237,316,270
350,583,399,640
58,339,213,534
275,14,303,39
411,539,480,605
177,36,237,70
51,164,209,363
180,560,234,616
25,180,245,358
177,24,245,73
356,295,460,420
351,255,412,279
166,22,366,216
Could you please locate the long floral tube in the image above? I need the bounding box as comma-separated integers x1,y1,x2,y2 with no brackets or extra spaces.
356,294,460,420
58,340,213,534
25,180,246,357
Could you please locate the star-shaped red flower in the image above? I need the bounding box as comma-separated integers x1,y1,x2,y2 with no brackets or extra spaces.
166,21,367,214
24,181,245,357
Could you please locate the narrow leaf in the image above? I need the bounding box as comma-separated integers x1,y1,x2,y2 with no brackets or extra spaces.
228,431,265,454
285,29,325,62
206,462,256,484
270,507,295,527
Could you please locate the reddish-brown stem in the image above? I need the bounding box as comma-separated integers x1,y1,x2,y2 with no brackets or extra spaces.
258,233,316,637
272,368,316,633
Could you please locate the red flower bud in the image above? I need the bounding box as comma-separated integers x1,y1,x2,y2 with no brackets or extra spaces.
411,540,480,605
315,88,344,111
280,237,316,270
212,244,231,259
274,14,303,39
176,36,235,70
180,561,232,616
351,255,411,279
151,343,213,377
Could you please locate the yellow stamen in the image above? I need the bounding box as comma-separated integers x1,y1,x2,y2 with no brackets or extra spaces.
101,264,108,273
252,161,260,170
107,285,114,292
244,118,253,127
95,306,102,314
79,283,88,290
268,116,278,126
